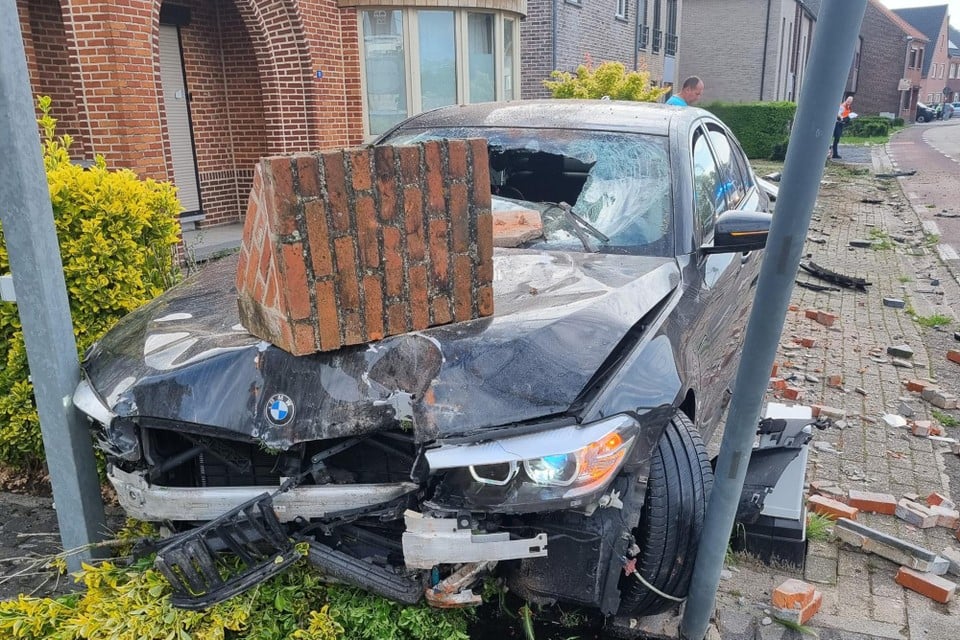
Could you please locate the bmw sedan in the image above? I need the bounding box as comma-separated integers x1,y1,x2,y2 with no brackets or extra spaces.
74,100,771,618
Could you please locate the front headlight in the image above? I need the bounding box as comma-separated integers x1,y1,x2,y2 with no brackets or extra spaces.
425,414,638,513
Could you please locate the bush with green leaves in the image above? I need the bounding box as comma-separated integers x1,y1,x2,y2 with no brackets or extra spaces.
844,115,891,138
0,97,181,468
701,101,797,159
543,60,667,102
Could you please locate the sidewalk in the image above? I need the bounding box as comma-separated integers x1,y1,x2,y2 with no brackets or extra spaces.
700,146,960,639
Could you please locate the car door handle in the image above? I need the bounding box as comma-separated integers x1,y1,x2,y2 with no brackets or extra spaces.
740,251,752,265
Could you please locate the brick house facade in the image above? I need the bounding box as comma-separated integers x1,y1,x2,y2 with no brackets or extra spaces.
893,4,951,106
680,0,817,104
521,0,682,99
848,0,926,120
948,26,959,102
16,0,526,228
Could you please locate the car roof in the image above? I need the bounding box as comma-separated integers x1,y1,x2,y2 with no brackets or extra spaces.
390,100,705,136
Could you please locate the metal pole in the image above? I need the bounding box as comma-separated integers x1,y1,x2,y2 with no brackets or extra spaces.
679,1,866,638
0,0,106,570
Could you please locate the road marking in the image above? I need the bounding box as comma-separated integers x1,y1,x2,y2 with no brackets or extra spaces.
923,220,941,237
937,243,959,261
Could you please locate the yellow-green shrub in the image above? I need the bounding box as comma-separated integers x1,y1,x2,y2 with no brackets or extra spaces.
543,60,667,102
0,96,181,468
0,558,471,640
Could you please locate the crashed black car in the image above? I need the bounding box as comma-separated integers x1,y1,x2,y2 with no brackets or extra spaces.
74,100,771,617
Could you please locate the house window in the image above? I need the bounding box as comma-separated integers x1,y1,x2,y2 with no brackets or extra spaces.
616,0,627,20
360,9,521,136
652,0,662,53
909,48,917,68
950,63,957,79
917,48,923,70
940,63,945,79
665,0,678,56
638,0,648,50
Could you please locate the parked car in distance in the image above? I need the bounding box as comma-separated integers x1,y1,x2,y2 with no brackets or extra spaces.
916,102,937,123
74,100,772,618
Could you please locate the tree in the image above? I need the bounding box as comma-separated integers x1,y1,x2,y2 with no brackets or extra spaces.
543,60,667,102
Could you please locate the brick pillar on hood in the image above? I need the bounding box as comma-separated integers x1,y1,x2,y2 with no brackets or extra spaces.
236,140,494,356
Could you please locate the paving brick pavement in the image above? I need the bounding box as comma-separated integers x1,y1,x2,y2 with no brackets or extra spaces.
699,147,960,640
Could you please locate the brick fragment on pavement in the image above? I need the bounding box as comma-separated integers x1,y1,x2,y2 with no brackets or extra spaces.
927,493,956,509
895,566,956,603
810,481,846,502
772,579,822,625
882,297,906,308
815,311,836,327
948,349,960,365
928,504,960,529
788,304,800,312
942,547,960,577
896,498,939,528
796,336,817,348
887,344,914,359
905,379,929,393
783,386,804,401
911,420,938,437
834,518,949,574
847,490,897,515
826,374,843,388
809,495,857,520
771,362,779,377
921,387,959,409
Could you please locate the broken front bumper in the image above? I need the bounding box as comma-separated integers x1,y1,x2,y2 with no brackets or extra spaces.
108,466,419,522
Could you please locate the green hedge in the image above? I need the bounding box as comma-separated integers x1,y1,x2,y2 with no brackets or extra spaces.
0,98,182,468
701,101,797,159
843,115,891,138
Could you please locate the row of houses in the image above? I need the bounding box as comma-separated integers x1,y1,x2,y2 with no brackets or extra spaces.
14,0,959,229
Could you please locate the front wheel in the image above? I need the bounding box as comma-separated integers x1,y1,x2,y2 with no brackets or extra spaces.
618,412,713,616
917,114,927,123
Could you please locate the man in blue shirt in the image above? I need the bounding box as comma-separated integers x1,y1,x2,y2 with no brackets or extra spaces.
666,76,704,107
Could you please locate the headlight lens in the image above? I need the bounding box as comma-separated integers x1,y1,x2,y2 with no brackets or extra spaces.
426,414,638,513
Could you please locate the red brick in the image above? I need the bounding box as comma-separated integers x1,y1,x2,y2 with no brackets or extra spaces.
815,311,837,327
783,386,804,401
476,212,493,282
363,276,384,341
347,148,372,191
424,143,445,215
398,145,420,184
808,495,858,520
770,378,788,391
453,254,473,322
478,285,494,317
382,226,404,297
450,183,471,253
797,337,817,348
804,309,819,320
355,195,379,269
375,147,398,222
304,200,333,278
447,139,468,180
926,493,955,509
404,186,425,261
895,566,956,603
292,322,317,356
322,151,350,233
906,379,928,393
295,154,320,199
772,579,817,610
847,490,897,515
408,265,429,330
315,280,340,351
770,363,779,377
827,374,843,388
468,138,491,206
431,295,453,326
279,243,311,321
948,350,960,365
386,304,407,335
333,236,360,309
788,304,800,312
429,219,450,288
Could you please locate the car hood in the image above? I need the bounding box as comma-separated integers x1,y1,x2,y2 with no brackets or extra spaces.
82,251,679,445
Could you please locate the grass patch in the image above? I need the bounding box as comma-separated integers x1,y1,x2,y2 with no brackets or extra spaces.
839,135,888,146
868,227,894,250
774,617,820,637
925,234,941,246
806,512,834,542
932,409,960,429
898,275,912,283
912,312,952,328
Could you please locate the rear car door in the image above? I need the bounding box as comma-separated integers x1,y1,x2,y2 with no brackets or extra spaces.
693,121,764,433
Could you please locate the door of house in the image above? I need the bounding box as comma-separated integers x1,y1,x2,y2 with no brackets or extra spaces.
159,23,202,220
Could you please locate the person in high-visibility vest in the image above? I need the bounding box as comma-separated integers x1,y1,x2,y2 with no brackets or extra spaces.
831,96,854,159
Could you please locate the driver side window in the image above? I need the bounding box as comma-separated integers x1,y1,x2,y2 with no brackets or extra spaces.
692,128,725,238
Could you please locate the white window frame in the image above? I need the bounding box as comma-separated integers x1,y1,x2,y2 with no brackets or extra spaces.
616,0,627,19
359,9,521,139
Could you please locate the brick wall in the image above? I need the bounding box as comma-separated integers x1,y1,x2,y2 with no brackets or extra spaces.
555,1,636,76
855,3,918,117
236,140,494,356
520,0,553,98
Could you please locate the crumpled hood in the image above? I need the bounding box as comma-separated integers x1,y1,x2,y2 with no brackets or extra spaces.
82,250,679,445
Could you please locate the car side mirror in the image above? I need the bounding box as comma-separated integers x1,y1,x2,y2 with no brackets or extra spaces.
701,210,773,254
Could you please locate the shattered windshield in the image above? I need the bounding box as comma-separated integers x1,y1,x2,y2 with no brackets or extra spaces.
382,127,673,257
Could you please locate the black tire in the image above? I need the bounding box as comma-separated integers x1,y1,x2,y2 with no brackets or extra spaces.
917,114,927,123
617,412,713,616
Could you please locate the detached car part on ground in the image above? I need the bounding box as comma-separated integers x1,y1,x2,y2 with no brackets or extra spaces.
75,101,772,617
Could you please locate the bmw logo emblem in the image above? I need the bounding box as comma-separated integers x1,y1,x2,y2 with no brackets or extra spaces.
265,393,295,426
